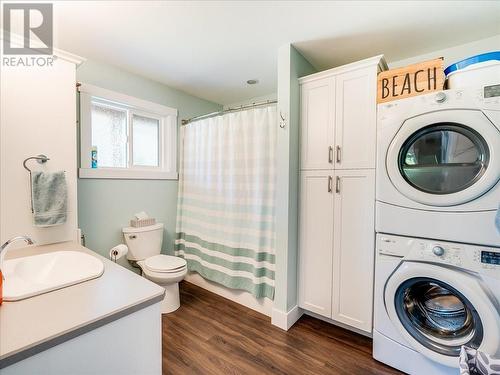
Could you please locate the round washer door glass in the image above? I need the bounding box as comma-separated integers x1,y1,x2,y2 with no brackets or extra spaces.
395,277,483,356
399,123,489,194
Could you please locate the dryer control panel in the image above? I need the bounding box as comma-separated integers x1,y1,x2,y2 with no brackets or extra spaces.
484,84,500,99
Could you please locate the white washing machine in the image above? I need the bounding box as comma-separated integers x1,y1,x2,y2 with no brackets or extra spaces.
373,233,500,374
376,86,500,246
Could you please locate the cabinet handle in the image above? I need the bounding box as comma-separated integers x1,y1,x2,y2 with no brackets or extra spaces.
328,146,333,164
335,176,341,194
328,176,333,193
336,146,341,163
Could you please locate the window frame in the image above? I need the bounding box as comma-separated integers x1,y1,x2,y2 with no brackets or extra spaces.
79,83,178,180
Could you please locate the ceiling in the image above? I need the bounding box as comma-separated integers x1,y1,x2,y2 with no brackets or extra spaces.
53,1,500,105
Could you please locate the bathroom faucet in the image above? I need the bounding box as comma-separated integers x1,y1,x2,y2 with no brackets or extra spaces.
0,236,35,269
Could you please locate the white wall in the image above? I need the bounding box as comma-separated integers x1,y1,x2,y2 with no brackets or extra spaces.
0,53,81,245
389,34,500,68
273,44,317,330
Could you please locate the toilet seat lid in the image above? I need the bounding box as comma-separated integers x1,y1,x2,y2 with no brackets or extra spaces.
145,255,187,273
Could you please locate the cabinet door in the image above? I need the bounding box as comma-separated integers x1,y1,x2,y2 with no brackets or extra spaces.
300,78,335,170
334,66,377,169
298,170,334,317
331,169,375,332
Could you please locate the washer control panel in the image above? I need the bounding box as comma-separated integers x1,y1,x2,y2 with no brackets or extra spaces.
480,250,500,265
432,245,445,256
412,241,466,267
474,249,500,270
377,234,500,276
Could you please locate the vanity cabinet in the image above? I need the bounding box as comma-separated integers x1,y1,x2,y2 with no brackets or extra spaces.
298,56,386,334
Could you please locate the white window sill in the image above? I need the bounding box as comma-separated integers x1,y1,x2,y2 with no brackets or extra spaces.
79,168,178,180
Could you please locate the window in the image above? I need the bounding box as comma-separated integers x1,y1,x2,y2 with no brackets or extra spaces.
131,113,160,167
91,101,128,168
79,84,178,179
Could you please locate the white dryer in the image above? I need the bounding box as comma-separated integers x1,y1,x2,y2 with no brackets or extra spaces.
373,233,500,374
376,86,500,246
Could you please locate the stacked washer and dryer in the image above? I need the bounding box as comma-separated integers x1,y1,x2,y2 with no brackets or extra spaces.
373,55,500,375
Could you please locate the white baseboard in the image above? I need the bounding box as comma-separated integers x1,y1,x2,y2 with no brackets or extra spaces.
184,272,273,316
271,305,303,331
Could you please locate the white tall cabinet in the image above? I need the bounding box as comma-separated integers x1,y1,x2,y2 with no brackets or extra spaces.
298,55,386,333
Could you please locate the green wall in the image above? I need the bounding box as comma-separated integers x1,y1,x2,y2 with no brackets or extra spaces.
274,45,316,313
76,60,221,270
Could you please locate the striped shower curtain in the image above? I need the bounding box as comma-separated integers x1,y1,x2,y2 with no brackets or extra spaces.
175,106,276,299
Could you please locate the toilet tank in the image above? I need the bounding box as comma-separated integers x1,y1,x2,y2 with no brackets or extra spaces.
122,223,164,261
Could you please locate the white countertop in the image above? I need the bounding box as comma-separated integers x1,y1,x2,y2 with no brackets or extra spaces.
0,241,164,368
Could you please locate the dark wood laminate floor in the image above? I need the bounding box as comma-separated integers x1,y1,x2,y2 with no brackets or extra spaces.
162,282,402,375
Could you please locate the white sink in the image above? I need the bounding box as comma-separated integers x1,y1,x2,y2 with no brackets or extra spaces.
2,251,104,301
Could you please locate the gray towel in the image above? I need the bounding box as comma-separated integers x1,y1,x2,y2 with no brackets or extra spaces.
31,171,67,227
460,346,500,375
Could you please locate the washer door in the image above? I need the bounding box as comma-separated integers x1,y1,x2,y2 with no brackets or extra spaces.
385,262,500,368
386,109,500,206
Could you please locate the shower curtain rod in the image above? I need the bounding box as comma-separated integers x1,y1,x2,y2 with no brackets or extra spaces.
181,99,277,125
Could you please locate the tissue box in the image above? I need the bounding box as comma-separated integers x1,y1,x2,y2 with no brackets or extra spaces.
130,218,156,227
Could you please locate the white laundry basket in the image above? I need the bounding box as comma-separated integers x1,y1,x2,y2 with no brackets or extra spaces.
445,52,500,89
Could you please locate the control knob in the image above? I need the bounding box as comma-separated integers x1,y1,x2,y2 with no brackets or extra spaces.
432,246,445,256
435,92,447,103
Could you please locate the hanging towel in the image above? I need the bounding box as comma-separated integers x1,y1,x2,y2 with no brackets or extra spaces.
31,171,68,227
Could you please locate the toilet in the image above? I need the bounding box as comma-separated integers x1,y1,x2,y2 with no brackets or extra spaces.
122,223,187,314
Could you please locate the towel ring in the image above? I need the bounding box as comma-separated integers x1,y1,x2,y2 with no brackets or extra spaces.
23,155,49,172
23,154,50,213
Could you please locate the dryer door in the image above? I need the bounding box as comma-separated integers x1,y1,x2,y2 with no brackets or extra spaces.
384,261,500,368
386,109,500,206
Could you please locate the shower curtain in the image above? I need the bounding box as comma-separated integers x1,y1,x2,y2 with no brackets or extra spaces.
175,106,276,299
